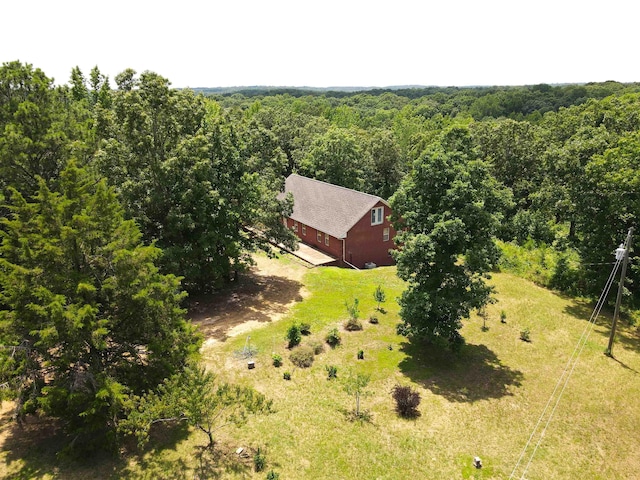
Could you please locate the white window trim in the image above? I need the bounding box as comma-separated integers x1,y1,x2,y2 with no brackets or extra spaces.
317,231,322,242
371,206,384,226
325,233,330,246
383,227,390,242
302,224,306,236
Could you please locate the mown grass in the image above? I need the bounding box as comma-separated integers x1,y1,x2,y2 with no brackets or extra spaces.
2,254,640,479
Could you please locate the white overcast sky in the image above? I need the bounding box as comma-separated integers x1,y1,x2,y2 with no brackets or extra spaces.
2,0,639,89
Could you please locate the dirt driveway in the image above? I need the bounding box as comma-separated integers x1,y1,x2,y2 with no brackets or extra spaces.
188,254,310,345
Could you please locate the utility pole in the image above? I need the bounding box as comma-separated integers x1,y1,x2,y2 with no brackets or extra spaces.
606,227,634,357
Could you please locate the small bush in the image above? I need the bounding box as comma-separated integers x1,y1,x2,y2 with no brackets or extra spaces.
286,324,301,348
520,328,531,342
357,349,364,360
254,447,266,472
325,365,338,379
266,471,280,480
309,340,324,355
325,328,341,347
300,322,312,335
344,317,363,331
392,384,421,418
290,346,314,368
500,310,507,323
369,315,379,324
283,371,291,380
272,354,283,367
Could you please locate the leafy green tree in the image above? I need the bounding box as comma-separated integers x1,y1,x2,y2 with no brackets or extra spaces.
390,126,511,349
299,126,365,190
363,129,405,199
96,70,296,292
575,131,640,303
0,162,200,450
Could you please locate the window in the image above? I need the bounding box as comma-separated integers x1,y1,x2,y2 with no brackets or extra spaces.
383,227,390,242
317,231,322,242
371,206,384,226
293,221,298,232
302,224,306,236
325,233,330,246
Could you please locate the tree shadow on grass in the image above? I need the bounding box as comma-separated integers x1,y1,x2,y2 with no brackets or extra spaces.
0,410,195,479
188,271,305,342
563,298,640,354
398,341,524,402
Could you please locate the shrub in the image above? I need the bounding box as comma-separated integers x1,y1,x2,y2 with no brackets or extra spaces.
309,340,324,355
500,310,507,323
325,365,338,379
254,447,266,472
369,315,379,324
325,328,341,347
289,346,314,368
357,349,364,360
344,317,363,331
283,371,291,380
392,384,421,418
286,324,301,348
272,354,283,367
266,471,280,480
300,322,311,335
520,328,531,342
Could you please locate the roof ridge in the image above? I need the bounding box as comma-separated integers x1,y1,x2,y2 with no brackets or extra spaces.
289,173,383,202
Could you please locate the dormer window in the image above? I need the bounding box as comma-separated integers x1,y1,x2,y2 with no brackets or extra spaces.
371,206,384,226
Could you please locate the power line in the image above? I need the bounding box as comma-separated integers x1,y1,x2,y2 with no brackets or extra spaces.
508,255,622,479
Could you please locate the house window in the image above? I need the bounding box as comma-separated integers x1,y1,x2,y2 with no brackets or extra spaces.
302,224,306,236
317,231,322,242
383,227,390,242
293,221,298,232
325,233,330,246
371,206,384,226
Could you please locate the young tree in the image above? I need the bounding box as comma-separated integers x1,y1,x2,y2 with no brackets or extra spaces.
120,365,272,449
390,126,511,350
343,370,371,418
373,285,386,311
0,162,200,450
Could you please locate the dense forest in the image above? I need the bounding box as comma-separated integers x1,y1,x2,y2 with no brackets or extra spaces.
1,60,639,450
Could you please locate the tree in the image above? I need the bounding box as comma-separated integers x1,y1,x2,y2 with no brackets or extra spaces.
120,365,272,449
343,370,371,418
96,70,296,293
0,61,70,197
0,162,200,450
373,285,386,311
389,126,511,350
299,126,365,190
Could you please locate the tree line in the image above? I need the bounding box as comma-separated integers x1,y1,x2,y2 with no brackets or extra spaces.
1,60,638,448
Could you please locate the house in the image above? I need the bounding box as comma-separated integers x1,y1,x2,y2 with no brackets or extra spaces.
282,174,396,268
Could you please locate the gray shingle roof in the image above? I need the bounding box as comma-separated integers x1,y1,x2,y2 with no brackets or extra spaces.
283,174,387,239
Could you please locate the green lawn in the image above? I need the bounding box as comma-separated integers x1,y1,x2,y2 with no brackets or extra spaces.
2,254,639,479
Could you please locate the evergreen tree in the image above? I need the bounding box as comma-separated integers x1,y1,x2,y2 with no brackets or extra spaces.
0,162,200,450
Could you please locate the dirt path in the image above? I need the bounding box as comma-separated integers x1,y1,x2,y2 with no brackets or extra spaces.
188,254,310,347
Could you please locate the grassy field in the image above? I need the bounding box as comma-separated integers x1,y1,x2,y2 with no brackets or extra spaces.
2,254,640,479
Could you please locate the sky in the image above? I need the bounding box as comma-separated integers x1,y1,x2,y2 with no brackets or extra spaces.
2,0,639,89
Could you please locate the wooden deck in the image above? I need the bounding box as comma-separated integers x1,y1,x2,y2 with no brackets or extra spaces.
288,242,337,266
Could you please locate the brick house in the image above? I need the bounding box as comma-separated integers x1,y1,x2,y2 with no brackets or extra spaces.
282,174,396,268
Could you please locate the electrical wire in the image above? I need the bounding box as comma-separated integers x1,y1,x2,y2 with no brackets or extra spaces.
508,255,623,479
